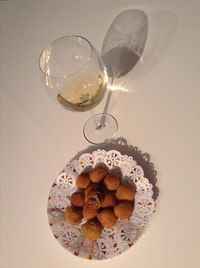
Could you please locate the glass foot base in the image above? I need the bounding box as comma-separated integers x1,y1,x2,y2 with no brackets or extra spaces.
83,113,118,144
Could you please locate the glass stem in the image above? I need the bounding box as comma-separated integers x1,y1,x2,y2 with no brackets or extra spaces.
95,77,114,130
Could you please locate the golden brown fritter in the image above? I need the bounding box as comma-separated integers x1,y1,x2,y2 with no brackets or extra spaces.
82,205,98,220
81,220,102,241
97,208,118,228
104,173,121,190
70,192,85,207
89,167,107,183
114,201,133,219
76,174,90,189
64,206,83,225
67,167,135,234
101,192,117,208
85,190,103,209
84,183,100,196
115,183,135,201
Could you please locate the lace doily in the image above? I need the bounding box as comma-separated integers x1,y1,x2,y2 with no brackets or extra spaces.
47,149,156,260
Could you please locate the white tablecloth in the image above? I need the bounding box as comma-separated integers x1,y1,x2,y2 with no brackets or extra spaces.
1,0,200,267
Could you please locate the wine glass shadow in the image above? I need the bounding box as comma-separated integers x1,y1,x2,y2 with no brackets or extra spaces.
73,137,159,201
101,9,148,80
128,9,178,80
100,9,177,114
99,9,148,121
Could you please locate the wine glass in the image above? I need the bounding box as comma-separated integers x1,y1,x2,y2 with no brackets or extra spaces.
39,35,118,144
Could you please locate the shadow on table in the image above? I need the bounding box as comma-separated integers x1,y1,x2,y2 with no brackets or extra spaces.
74,137,159,201
101,9,148,79
100,8,177,85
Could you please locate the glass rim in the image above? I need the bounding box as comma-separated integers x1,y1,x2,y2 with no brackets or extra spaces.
38,35,93,79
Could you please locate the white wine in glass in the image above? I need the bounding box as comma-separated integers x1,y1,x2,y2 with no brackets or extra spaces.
57,72,106,112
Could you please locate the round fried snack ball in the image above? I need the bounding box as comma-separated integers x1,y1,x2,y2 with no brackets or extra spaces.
84,183,100,196
70,192,85,207
85,190,103,209
116,184,135,201
97,209,118,228
89,167,107,183
101,192,117,208
114,201,133,219
65,206,83,225
81,220,102,241
83,205,98,220
104,174,121,190
76,174,90,189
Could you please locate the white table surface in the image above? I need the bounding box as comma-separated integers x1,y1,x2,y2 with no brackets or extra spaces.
1,0,200,267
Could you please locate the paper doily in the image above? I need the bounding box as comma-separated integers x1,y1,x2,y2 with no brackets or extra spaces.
47,149,156,260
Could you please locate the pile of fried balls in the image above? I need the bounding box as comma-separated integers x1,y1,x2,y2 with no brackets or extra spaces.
65,166,135,241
